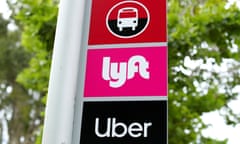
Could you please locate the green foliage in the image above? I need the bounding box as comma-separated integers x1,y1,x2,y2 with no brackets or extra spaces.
200,137,228,144
35,126,43,144
6,0,58,142
0,16,29,83
8,0,240,143
12,0,58,94
0,14,35,143
168,0,240,143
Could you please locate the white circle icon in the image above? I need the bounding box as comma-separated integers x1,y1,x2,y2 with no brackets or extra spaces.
106,1,150,39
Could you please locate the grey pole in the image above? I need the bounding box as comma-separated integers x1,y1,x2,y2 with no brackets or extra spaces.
42,0,86,143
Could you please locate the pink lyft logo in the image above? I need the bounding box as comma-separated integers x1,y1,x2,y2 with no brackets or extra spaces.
84,47,167,97
102,55,149,88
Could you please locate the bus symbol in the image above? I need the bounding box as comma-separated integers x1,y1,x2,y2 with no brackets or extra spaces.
106,1,150,38
117,7,138,31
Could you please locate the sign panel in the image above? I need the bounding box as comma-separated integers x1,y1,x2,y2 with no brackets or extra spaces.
84,46,167,97
80,101,167,144
74,0,167,143
88,0,166,45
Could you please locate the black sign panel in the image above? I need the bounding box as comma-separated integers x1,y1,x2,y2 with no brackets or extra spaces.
80,101,167,144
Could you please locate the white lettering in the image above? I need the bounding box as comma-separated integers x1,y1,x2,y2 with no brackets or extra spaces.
102,57,111,80
109,62,127,88
128,122,143,138
143,122,152,137
94,117,152,138
127,55,149,79
102,55,149,88
111,118,128,137
95,118,111,137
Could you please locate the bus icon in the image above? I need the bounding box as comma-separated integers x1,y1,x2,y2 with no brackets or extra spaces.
106,1,150,38
117,7,138,31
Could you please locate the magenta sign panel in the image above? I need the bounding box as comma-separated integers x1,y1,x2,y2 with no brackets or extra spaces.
84,46,167,97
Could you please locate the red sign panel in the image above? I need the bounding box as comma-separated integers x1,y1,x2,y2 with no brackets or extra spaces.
88,0,166,45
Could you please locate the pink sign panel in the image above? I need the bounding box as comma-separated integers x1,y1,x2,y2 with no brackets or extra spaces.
84,47,167,97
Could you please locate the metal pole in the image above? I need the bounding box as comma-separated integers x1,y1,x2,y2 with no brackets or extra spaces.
42,0,86,143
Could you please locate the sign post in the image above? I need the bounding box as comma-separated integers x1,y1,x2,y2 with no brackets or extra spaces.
42,0,167,144
41,0,87,143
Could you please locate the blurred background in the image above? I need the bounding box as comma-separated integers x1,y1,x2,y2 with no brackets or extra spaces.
0,0,240,143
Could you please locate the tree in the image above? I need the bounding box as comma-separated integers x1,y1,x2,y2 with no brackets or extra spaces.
8,0,240,143
168,0,240,143
0,14,35,143
7,0,58,143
